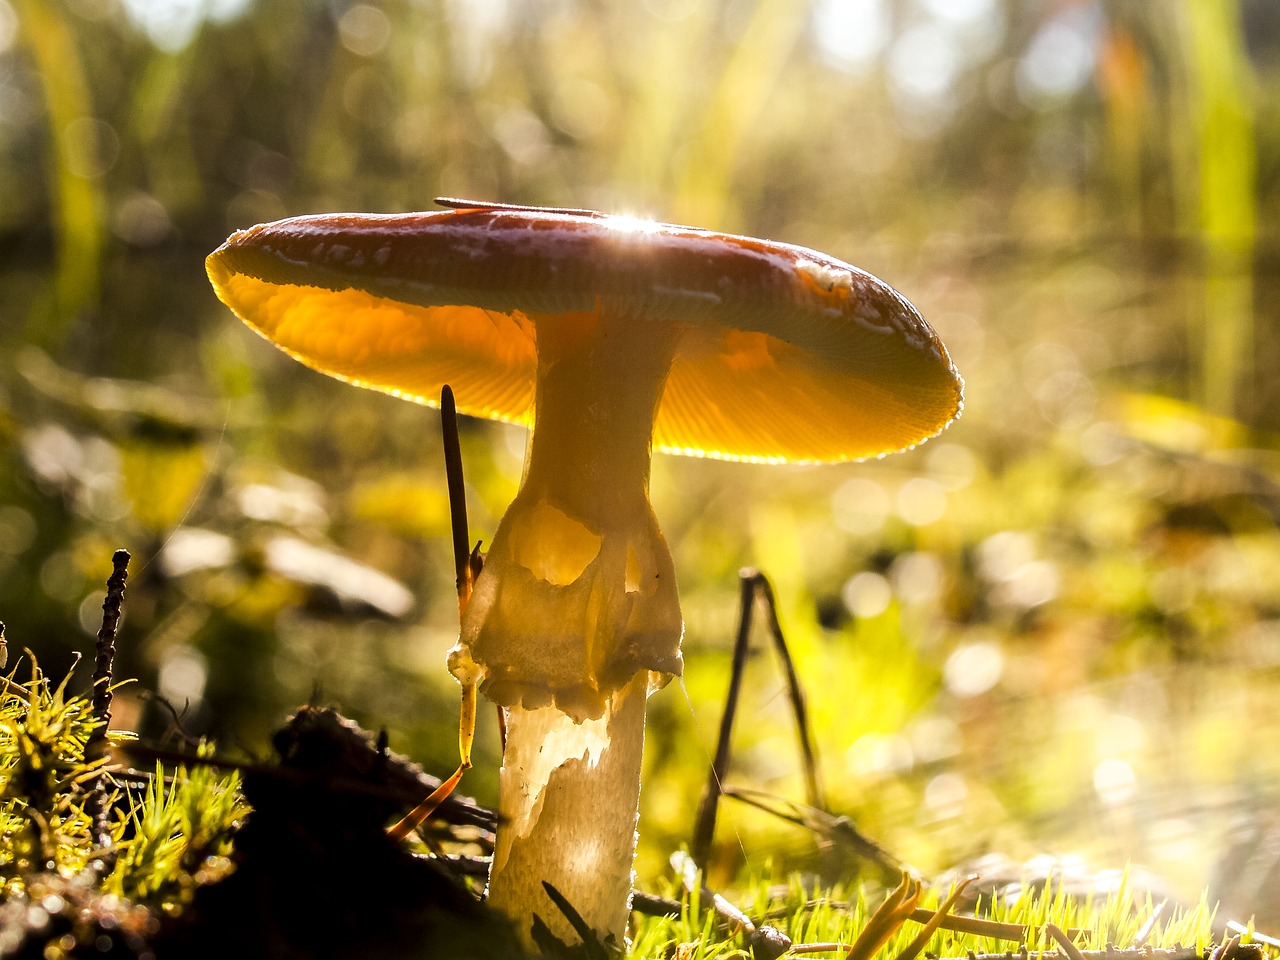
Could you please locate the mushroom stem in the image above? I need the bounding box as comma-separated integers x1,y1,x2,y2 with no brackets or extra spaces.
449,308,686,944
522,310,672,521
488,671,648,944
453,310,684,720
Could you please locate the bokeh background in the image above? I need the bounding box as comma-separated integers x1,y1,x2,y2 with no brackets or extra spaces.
2,0,1280,926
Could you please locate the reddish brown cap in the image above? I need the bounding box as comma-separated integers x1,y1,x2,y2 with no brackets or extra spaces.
207,200,962,462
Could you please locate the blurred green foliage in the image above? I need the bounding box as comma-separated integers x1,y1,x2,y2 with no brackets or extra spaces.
2,0,1280,927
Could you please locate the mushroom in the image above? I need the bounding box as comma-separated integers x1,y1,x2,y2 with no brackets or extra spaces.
205,198,963,946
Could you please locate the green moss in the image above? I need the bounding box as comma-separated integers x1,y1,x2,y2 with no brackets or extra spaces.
0,659,246,916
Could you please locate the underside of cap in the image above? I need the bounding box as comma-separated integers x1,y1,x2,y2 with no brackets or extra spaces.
207,207,963,462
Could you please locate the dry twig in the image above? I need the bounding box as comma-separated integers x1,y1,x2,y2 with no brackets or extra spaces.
84,549,130,853
691,568,825,868
388,386,483,841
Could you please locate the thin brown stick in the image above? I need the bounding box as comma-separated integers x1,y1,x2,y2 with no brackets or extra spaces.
788,944,847,955
691,568,827,867
84,549,130,854
690,570,756,866
905,908,1086,946
443,387,484,766
752,571,825,811
441,385,473,615
724,787,904,884
86,549,130,764
387,764,470,842
389,387,481,840
1210,935,1243,960
1045,924,1087,960
908,908,1028,942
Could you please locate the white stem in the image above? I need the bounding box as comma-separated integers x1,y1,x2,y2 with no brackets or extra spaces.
448,311,685,944
451,310,684,719
487,672,649,946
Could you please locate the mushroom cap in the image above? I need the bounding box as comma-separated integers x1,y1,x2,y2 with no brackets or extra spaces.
207,201,963,463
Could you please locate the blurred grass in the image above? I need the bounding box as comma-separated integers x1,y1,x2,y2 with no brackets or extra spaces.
1183,0,1256,417
12,0,103,343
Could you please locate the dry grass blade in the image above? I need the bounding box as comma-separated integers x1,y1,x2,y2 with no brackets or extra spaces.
894,875,979,960
1225,921,1280,948
1046,923,1087,960
531,881,615,960
788,944,847,956
385,763,470,842
844,871,922,960
1132,900,1167,947
901,906,1087,945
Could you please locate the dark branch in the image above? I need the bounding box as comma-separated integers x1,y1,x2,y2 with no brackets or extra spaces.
84,549,130,855
690,568,756,866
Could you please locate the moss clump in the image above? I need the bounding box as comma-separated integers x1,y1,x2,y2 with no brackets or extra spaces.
0,661,524,960
0,658,244,957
